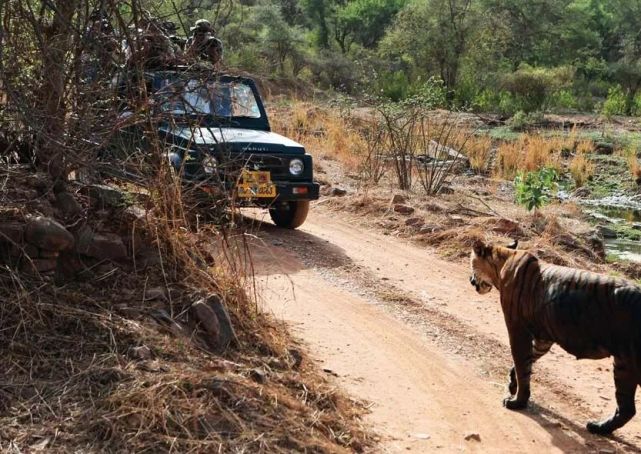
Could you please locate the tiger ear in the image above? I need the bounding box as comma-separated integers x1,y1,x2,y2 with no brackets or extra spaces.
472,239,488,257
506,239,518,250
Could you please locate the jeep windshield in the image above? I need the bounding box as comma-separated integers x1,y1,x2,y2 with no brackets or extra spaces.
154,75,267,128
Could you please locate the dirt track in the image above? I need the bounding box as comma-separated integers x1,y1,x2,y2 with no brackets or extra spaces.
248,206,641,453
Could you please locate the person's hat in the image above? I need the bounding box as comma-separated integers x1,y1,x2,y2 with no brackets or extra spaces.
190,19,212,34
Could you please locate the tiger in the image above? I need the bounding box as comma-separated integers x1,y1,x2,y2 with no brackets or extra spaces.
469,238,641,435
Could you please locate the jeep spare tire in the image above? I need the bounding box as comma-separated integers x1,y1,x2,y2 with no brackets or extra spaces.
270,201,310,229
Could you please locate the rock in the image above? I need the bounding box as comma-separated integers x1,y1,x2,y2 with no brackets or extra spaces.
55,191,82,218
250,367,268,384
24,244,39,258
83,232,128,260
571,186,591,199
130,345,152,360
393,204,415,215
418,224,442,235
0,222,24,244
437,185,454,195
288,348,303,369
87,184,128,209
391,194,407,204
23,258,58,273
122,205,147,224
143,287,168,302
464,432,481,442
191,299,221,341
597,225,617,239
25,216,74,252
595,142,614,155
587,233,606,260
405,217,425,227
492,218,523,236
27,199,55,217
206,295,239,350
191,295,238,353
423,202,445,213
330,187,348,197
38,249,59,259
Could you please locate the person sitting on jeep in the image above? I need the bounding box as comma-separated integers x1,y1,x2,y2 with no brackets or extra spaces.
186,19,223,66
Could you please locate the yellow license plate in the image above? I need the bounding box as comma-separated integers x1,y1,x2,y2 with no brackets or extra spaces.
237,170,276,198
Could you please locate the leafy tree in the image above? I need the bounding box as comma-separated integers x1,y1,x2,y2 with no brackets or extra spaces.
334,0,407,52
380,0,477,90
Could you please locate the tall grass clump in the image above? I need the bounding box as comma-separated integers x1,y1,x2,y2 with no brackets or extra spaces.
495,134,565,179
569,151,595,188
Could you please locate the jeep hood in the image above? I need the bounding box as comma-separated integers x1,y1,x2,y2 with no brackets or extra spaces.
160,126,306,154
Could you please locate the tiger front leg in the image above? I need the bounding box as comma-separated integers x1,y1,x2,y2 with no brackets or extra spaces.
507,339,553,396
504,328,534,410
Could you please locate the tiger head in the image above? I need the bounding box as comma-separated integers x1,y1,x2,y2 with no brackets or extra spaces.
469,239,518,294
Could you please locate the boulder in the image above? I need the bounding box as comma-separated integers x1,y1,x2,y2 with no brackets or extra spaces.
595,142,614,155
571,186,591,199
391,194,407,204
25,216,74,252
492,218,524,237
330,187,347,197
130,345,152,360
207,295,239,350
438,185,454,195
191,300,221,341
393,204,415,215
87,184,128,209
597,224,617,239
55,191,83,218
24,258,58,273
405,217,425,227
0,221,24,244
76,226,127,260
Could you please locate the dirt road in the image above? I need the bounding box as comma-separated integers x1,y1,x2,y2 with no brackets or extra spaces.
248,206,641,453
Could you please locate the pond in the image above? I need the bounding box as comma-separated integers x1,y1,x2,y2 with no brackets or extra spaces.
584,197,641,263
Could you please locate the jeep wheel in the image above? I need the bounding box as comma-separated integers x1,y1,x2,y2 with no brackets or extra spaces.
269,201,310,229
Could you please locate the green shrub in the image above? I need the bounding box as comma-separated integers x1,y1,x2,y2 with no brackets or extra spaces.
514,167,558,212
548,89,578,110
406,76,447,108
375,70,410,101
501,65,575,113
602,85,626,118
507,110,544,131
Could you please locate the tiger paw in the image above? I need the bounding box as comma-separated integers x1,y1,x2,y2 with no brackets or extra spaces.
586,421,614,435
503,397,528,410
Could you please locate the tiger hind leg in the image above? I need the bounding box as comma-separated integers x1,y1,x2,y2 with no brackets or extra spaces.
587,357,637,435
508,338,553,395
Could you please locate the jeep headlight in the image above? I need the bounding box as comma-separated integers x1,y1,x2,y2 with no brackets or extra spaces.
289,158,304,176
202,155,218,175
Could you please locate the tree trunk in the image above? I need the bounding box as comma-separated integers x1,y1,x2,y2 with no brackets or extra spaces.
37,0,77,187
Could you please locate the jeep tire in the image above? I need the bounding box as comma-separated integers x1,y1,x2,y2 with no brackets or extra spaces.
269,201,310,229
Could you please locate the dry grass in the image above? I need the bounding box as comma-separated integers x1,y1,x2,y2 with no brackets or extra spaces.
494,133,585,179
626,149,641,184
569,151,595,188
0,166,372,453
462,135,493,174
270,102,366,170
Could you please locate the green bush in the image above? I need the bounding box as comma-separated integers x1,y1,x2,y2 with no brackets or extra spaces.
514,167,558,212
548,89,578,110
507,110,544,131
602,85,626,118
501,65,575,113
374,70,410,101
